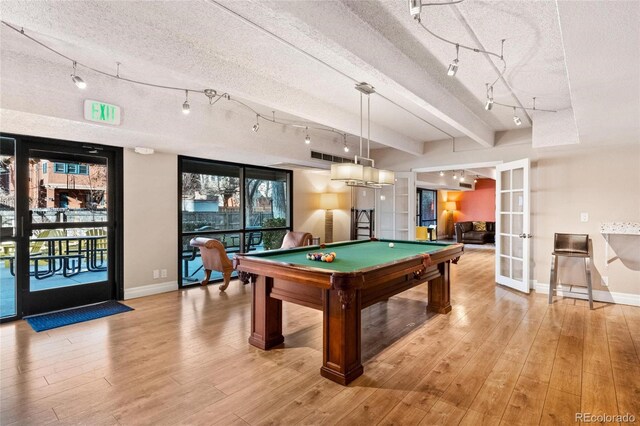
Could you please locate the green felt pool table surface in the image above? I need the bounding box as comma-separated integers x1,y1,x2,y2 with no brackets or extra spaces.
245,239,453,273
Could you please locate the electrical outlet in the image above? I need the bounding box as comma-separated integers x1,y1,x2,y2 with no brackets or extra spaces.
153,269,160,279
602,276,608,286
580,212,589,222
160,269,167,278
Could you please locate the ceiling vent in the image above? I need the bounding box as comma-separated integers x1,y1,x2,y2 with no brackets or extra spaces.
459,182,473,189
310,150,354,164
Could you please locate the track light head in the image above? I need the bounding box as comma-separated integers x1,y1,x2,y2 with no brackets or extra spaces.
439,171,444,177
447,45,460,77
71,62,86,89
252,115,260,132
305,134,311,145
72,75,87,89
453,173,458,180
485,98,493,111
447,60,459,77
182,90,190,114
513,107,522,125
344,144,349,153
408,0,421,19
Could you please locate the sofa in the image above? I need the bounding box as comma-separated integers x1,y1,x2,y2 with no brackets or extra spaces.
454,221,495,244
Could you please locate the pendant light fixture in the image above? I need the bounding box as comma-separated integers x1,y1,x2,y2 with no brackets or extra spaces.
331,82,394,188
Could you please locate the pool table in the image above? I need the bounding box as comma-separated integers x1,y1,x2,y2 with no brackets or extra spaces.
233,238,463,385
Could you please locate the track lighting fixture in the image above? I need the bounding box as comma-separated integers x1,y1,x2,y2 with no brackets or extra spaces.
460,171,465,182
474,175,479,184
71,61,86,89
453,172,458,180
513,107,522,126
343,134,349,152
304,128,311,144
182,90,190,115
484,84,493,111
447,44,460,77
439,171,444,177
252,115,260,132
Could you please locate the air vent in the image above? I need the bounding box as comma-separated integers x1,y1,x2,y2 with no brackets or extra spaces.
459,182,473,189
310,150,354,164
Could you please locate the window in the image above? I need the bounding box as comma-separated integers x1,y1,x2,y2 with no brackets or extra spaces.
417,188,437,228
53,162,89,175
179,157,293,287
42,162,47,174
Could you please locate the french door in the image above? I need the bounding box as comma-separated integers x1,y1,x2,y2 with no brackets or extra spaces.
495,159,531,293
1,134,122,320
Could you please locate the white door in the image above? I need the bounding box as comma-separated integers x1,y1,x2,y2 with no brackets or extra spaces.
495,159,531,293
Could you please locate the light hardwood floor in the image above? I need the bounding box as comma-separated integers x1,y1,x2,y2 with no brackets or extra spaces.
1,249,638,425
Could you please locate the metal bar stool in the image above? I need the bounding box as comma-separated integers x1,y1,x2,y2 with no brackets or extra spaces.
549,233,593,309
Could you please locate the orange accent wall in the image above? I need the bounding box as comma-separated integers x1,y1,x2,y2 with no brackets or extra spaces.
453,179,496,222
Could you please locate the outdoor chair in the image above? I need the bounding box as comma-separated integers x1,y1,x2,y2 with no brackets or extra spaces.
189,237,234,291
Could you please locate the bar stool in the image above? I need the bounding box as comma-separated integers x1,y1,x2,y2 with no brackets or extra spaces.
549,233,593,309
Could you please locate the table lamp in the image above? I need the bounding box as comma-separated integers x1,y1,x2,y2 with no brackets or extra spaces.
320,193,339,243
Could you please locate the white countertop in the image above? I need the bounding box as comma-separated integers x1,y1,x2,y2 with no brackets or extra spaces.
600,222,640,235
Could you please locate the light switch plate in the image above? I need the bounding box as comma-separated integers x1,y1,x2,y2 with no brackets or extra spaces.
580,212,589,222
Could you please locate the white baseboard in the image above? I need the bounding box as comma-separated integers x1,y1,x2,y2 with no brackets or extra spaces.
534,281,640,307
124,281,178,300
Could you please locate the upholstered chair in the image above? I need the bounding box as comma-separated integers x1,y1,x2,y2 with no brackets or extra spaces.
189,237,234,291
280,231,314,249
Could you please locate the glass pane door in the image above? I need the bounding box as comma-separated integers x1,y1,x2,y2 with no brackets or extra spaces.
1,137,17,319
20,144,116,316
495,159,530,293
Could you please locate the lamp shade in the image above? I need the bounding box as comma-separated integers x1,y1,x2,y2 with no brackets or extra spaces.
331,163,363,181
320,193,339,210
377,169,395,185
445,201,457,211
363,166,379,184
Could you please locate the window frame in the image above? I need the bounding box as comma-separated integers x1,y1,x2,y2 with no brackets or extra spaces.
416,188,438,228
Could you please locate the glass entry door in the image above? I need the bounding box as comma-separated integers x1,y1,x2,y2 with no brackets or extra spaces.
495,158,531,293
8,136,121,318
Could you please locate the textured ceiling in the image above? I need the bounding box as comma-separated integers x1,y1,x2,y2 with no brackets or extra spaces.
1,0,630,165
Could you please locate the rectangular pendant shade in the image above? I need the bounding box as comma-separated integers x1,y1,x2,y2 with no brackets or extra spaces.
331,163,363,181
363,166,379,184
377,169,395,185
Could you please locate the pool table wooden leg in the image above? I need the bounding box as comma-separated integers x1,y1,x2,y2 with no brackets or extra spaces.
248,275,284,350
320,288,364,385
428,261,452,314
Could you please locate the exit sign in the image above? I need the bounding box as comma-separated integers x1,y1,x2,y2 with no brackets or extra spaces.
83,100,121,125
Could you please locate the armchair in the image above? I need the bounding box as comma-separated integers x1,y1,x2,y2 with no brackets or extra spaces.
189,237,234,291
280,231,313,249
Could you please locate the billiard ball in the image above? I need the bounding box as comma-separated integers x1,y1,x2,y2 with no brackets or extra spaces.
389,243,395,248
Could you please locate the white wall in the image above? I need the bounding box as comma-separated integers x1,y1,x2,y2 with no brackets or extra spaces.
372,132,640,299
123,150,178,298
293,169,352,243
